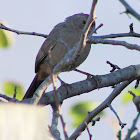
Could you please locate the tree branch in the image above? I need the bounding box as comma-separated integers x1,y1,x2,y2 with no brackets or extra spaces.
93,32,140,39
69,79,134,139
124,113,140,140
20,64,140,105
119,0,140,21
108,104,126,129
0,23,48,38
51,106,61,140
88,36,140,52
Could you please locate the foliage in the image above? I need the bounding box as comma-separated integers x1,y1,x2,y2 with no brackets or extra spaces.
2,81,24,100
0,21,14,48
69,101,104,128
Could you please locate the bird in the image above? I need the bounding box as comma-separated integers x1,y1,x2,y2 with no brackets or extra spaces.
23,13,95,99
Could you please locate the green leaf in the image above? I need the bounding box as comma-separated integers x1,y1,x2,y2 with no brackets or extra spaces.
69,101,104,128
0,29,9,47
121,87,140,104
0,22,14,48
2,81,24,100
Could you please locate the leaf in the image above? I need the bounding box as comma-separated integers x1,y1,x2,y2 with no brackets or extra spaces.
0,21,14,48
69,101,104,128
121,87,140,104
2,81,24,100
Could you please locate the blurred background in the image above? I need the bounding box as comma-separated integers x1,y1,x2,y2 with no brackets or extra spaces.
0,0,140,139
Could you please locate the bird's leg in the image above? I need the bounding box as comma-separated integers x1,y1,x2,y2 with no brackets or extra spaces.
74,69,94,79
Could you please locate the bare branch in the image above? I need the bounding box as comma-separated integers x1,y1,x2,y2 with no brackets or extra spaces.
92,32,140,39
69,79,134,140
51,73,68,140
124,113,140,140
88,37,140,52
108,104,126,129
117,130,122,140
93,23,103,33
119,0,140,21
107,61,120,72
85,122,92,140
0,23,48,38
13,86,17,98
0,93,19,102
51,107,61,140
20,64,140,105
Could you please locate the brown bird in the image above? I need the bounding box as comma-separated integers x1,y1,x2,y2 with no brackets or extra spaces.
23,13,95,99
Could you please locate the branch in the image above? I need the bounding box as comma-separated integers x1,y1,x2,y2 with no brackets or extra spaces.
51,73,68,139
51,106,61,140
0,93,19,102
108,104,126,129
69,79,134,140
2,19,140,53
119,0,140,21
93,32,140,39
124,113,140,140
88,36,140,52
2,22,140,40
0,23,48,38
20,64,140,105
86,122,92,140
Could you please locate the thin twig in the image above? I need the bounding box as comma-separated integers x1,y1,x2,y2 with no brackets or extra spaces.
107,61,120,72
107,104,126,129
13,86,17,98
93,23,103,34
92,32,140,39
2,22,140,41
117,130,122,140
128,91,136,98
88,37,140,52
0,23,48,38
69,79,134,140
124,113,140,140
0,93,18,102
85,122,92,140
119,0,140,21
91,117,100,126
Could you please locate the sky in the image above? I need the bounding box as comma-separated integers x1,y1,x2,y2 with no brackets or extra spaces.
0,0,140,139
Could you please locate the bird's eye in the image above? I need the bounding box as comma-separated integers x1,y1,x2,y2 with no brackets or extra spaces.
82,20,86,25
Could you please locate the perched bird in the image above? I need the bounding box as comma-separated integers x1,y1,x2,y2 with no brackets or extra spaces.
23,13,95,99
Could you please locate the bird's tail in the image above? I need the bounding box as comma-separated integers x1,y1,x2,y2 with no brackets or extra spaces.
23,74,42,99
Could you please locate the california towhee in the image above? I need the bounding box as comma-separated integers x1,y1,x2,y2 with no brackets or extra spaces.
23,13,95,99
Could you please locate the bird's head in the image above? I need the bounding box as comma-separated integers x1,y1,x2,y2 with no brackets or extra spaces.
65,13,96,35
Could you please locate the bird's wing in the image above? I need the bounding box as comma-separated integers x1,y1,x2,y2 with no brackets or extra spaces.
35,24,63,73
